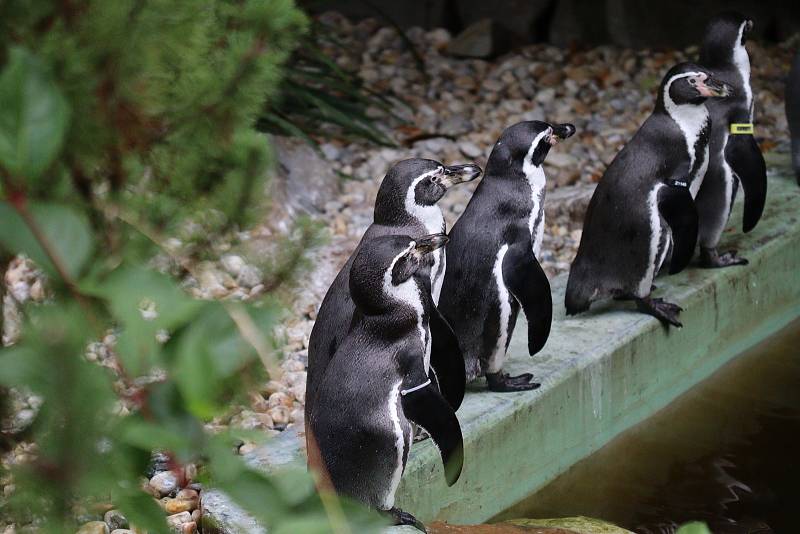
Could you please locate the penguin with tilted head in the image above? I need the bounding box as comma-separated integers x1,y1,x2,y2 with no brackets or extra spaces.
566,63,732,327
787,49,800,184
306,159,481,424
308,233,464,532
694,12,767,267
437,121,575,392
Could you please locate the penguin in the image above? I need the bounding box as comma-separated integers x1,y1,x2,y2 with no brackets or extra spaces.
437,121,575,392
694,12,768,267
306,159,481,422
565,63,732,327
787,48,800,185
308,233,464,532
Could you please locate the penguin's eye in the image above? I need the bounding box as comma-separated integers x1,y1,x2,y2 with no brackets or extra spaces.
688,78,697,86
430,175,440,183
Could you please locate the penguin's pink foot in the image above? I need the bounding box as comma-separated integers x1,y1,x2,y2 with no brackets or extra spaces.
700,247,749,268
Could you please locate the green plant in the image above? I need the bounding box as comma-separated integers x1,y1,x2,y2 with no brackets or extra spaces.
0,1,383,532
259,21,401,147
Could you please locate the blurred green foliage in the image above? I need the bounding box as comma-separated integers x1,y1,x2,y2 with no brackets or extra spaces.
0,1,384,532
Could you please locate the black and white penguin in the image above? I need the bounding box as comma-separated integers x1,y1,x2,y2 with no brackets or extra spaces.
787,48,800,185
565,63,732,327
308,233,464,532
437,121,575,392
306,159,481,422
694,12,767,267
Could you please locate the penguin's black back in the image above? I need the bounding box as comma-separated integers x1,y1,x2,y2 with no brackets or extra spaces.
566,112,690,309
437,170,536,378
306,219,431,419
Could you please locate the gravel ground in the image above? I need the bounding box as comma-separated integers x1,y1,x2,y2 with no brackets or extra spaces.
1,13,796,533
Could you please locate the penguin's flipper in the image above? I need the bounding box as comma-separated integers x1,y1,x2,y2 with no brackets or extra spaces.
429,308,466,410
725,134,766,233
502,244,552,355
400,366,464,486
658,185,698,274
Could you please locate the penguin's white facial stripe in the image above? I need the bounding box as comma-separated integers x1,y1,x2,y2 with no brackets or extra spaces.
406,171,446,231
525,129,551,168
663,72,710,175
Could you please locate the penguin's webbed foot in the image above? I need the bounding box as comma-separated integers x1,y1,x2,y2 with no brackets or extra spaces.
486,372,541,392
386,507,426,533
700,247,749,268
636,297,683,328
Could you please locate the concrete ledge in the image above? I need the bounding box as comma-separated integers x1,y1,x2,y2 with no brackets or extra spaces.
206,165,800,530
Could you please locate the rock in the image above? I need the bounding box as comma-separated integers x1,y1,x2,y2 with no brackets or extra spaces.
269,405,291,426
166,511,193,531
458,141,483,159
110,530,135,534
181,522,197,534
75,522,109,534
235,265,262,289
146,452,171,478
163,497,198,514
546,152,579,169
506,516,633,533
103,510,128,531
445,19,507,59
269,136,341,225
220,255,245,277
149,471,178,497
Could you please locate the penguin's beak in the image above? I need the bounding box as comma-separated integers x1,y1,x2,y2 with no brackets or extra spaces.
442,164,483,187
413,233,449,255
697,76,732,98
548,123,576,145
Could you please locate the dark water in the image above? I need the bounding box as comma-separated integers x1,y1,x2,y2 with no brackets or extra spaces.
495,318,800,534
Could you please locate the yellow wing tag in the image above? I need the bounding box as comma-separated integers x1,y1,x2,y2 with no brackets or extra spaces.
730,123,754,134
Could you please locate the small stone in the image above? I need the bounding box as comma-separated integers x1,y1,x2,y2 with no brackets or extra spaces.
458,141,483,159
262,380,283,396
149,470,178,497
269,405,291,426
238,442,258,455
110,530,135,534
191,509,201,522
220,255,245,277
176,488,199,500
76,522,109,534
181,522,197,534
163,497,197,514
103,509,128,531
236,265,262,289
29,279,46,301
268,391,292,409
166,511,192,531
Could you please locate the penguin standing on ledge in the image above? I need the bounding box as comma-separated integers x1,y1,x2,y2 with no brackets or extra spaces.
566,63,732,327
695,12,767,267
309,234,464,533
437,121,575,391
306,159,481,424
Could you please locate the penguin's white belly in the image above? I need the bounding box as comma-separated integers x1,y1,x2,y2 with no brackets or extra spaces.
487,244,512,374
431,248,445,305
640,184,665,296
689,146,710,199
383,381,408,510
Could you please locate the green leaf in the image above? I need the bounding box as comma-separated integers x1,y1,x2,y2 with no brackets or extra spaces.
676,522,713,534
0,201,93,279
0,47,70,179
85,265,204,375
